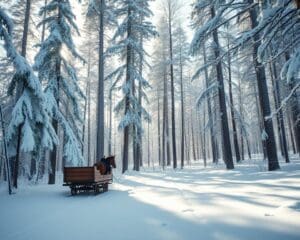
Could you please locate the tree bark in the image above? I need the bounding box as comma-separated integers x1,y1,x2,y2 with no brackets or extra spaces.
203,46,218,164
227,43,241,162
179,43,184,169
248,0,279,170
167,2,177,169
96,0,105,161
285,53,300,155
211,6,234,169
162,65,171,167
0,104,12,194
122,5,132,173
269,59,289,163
157,87,162,166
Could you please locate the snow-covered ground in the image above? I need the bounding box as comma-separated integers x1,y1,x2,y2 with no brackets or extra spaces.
1,158,300,240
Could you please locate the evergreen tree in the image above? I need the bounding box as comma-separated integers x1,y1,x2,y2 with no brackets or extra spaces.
34,0,85,184
107,0,157,173
0,8,57,188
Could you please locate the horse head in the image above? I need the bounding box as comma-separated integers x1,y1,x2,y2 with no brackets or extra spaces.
107,156,116,168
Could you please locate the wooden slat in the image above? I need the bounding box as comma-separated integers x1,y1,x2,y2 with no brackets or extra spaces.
64,166,112,184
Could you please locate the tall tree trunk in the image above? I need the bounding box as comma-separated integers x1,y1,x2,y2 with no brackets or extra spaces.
211,6,234,169
137,12,144,168
147,121,150,167
227,42,241,162
248,0,279,170
13,0,32,188
49,46,61,184
0,104,12,194
96,0,105,161
168,2,177,169
82,47,91,159
36,0,48,180
285,52,300,155
237,73,251,160
269,58,289,163
287,109,296,154
163,66,171,166
122,5,132,173
108,81,113,156
157,87,162,166
253,81,267,158
203,46,218,164
179,45,184,169
191,107,196,161
87,74,91,165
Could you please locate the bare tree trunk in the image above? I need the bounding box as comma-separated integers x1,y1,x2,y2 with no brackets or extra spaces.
122,5,132,173
137,12,144,168
157,87,162,166
191,107,196,161
147,121,150,167
211,6,234,169
82,47,91,159
108,81,113,156
167,2,177,169
48,50,61,184
285,52,300,155
179,45,184,169
203,46,218,164
163,66,171,167
269,58,289,163
96,0,105,161
87,76,92,166
287,109,296,154
0,104,12,194
227,42,241,163
248,0,279,170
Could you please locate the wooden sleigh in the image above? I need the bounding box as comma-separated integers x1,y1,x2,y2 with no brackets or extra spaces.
63,156,116,195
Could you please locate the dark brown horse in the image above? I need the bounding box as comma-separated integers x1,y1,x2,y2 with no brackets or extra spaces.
94,156,116,175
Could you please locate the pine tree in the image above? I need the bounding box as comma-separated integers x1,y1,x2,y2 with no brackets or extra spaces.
0,8,58,188
34,0,85,184
191,1,234,169
107,0,157,173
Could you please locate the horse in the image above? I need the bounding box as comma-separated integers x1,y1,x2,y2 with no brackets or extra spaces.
94,156,116,175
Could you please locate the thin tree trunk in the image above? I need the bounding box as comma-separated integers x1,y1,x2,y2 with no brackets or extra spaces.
203,46,217,164
148,121,150,167
157,87,161,166
122,5,132,173
285,52,300,155
227,42,241,162
211,6,234,169
287,109,296,154
82,47,91,158
269,58,289,163
137,13,144,168
248,0,279,170
96,0,105,161
179,45,184,169
163,66,171,166
191,108,196,161
0,104,12,194
108,82,113,156
168,2,177,169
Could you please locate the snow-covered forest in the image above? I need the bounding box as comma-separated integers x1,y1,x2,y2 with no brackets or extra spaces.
0,0,300,239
